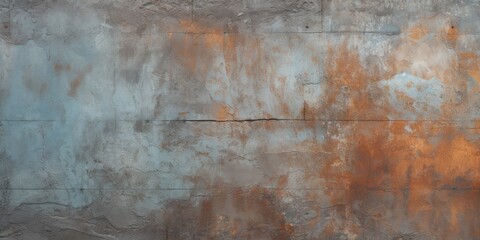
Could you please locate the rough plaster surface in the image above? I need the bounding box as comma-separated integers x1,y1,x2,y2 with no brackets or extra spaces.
0,0,479,239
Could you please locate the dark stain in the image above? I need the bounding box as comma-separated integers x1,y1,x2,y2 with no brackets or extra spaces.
0,150,12,209
133,120,152,133
73,121,107,164
102,120,117,134
53,63,71,74
118,40,152,84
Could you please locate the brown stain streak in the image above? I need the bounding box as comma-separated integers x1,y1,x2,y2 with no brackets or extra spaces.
68,65,92,97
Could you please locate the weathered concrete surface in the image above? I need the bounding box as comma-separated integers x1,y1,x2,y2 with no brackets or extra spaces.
1,0,480,239
323,0,480,34
193,0,323,33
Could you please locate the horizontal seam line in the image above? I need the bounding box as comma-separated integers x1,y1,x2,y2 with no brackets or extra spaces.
140,119,474,123
0,119,476,122
112,31,480,35
3,188,479,191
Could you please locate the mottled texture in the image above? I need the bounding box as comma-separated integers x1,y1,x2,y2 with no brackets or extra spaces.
1,0,479,239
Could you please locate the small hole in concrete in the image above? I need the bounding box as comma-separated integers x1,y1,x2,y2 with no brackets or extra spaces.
305,26,309,29
451,26,455,29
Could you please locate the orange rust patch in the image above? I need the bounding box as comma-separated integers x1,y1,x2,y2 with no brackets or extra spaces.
306,40,392,120
307,17,478,120
316,122,480,238
323,122,480,194
468,69,480,83
179,19,225,34
459,52,480,84
442,24,459,46
407,24,428,41
169,21,232,80
215,104,233,120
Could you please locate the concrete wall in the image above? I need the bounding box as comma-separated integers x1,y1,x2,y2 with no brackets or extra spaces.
1,0,479,239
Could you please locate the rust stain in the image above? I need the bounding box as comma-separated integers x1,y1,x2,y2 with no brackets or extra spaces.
306,40,391,120
300,25,480,233
214,104,233,120
53,63,71,74
442,24,459,46
177,111,189,118
307,17,480,121
166,21,232,79
68,65,92,97
394,20,460,84
224,34,243,82
459,51,480,84
179,19,224,34
163,186,294,239
406,23,428,41
167,17,480,238
122,17,480,238
315,122,480,238
160,21,296,119
277,175,288,189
